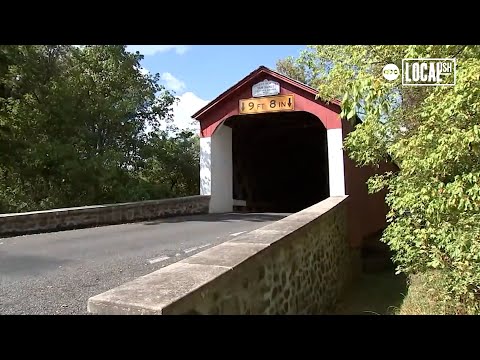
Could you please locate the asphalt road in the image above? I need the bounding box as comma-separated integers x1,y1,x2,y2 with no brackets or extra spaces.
0,212,287,315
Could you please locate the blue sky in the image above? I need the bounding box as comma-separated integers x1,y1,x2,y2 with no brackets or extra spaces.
127,45,306,100
126,45,306,131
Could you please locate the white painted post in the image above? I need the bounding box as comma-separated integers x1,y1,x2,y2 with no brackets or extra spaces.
200,137,212,196
327,128,346,196
209,125,233,213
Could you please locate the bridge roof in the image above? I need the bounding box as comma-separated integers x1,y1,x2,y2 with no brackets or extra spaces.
192,66,341,120
192,65,344,137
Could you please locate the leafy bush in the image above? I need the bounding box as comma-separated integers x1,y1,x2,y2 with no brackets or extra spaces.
0,45,200,213
291,45,480,313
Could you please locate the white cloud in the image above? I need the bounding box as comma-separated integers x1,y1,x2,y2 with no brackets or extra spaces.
126,45,189,56
139,67,149,76
160,72,186,92
164,92,209,133
145,92,208,135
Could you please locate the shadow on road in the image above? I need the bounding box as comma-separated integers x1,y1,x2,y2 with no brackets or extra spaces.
143,212,290,225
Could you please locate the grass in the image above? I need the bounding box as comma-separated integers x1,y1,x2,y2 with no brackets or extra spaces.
336,268,475,315
333,237,477,315
335,269,407,315
398,271,480,315
396,271,449,315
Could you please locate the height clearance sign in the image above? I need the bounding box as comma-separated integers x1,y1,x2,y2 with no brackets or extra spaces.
239,95,295,115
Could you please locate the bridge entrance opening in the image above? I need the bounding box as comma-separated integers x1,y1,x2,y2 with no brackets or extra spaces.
223,111,329,213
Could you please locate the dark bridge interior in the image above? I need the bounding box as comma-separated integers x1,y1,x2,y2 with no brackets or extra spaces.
224,111,329,213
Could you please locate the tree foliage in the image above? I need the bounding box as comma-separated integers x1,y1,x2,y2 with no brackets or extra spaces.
0,45,199,213
294,45,480,313
275,56,312,84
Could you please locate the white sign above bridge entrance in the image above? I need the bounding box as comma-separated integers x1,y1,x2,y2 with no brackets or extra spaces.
252,79,280,97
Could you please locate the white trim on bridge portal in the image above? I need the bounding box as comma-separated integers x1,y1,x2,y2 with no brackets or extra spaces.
210,125,233,213
200,124,234,213
200,137,212,196
201,123,347,212
327,128,346,196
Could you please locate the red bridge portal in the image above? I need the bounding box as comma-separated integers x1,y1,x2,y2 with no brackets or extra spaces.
192,66,394,249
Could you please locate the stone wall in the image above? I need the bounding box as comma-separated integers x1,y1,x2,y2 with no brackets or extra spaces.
0,195,210,238
87,196,360,315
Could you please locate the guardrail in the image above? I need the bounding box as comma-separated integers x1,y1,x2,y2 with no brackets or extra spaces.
0,195,211,238
87,196,359,315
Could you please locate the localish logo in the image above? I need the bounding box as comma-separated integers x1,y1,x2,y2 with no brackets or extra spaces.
402,58,456,86
382,63,400,81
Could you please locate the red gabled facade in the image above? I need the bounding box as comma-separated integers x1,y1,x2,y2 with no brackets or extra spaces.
193,65,394,250
192,66,343,137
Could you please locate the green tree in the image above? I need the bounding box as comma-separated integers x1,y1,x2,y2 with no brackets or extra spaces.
297,45,480,313
275,56,311,84
0,45,181,212
142,129,200,197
